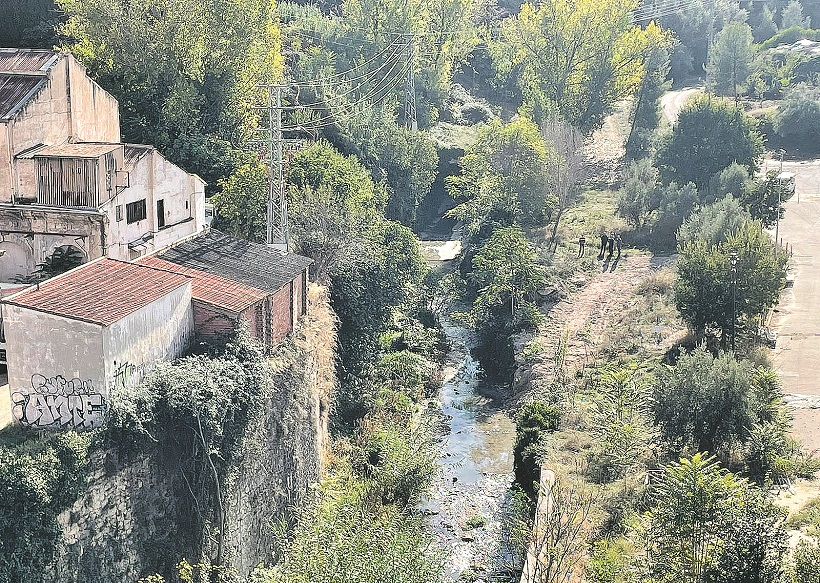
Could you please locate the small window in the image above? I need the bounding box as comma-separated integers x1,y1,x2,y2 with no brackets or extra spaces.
126,199,147,224
157,199,165,229
185,200,189,210
115,205,123,222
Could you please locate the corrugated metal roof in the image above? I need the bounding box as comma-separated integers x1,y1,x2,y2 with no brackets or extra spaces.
4,258,191,326
0,74,46,119
124,144,153,168
137,256,267,314
0,49,58,73
158,230,313,293
34,143,121,158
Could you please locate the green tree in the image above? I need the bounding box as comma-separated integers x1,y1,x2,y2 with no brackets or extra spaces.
626,39,674,160
447,118,556,234
707,23,755,100
58,0,282,188
709,162,754,202
742,170,795,228
514,401,560,497
657,96,764,191
646,453,787,583
651,181,699,249
471,226,546,320
773,84,820,147
754,6,779,43
210,161,268,243
782,1,811,30
492,1,667,130
653,347,778,455
675,221,786,340
677,195,752,248
617,158,663,229
286,141,387,281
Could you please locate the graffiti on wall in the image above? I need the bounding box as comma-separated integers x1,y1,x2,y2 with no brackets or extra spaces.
110,360,148,392
11,374,106,429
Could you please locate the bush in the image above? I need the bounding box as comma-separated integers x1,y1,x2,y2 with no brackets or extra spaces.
676,194,751,248
773,84,820,146
513,401,560,497
793,538,820,583
0,431,91,583
761,26,820,49
459,102,492,125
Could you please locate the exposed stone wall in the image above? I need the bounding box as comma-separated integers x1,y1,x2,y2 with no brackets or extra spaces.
41,284,335,582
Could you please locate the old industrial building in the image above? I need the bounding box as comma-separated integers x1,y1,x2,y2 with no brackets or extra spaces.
3,229,312,430
0,47,207,282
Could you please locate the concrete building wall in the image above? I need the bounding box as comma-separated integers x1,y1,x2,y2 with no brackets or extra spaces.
102,282,194,393
0,54,120,203
103,150,205,261
4,304,106,430
0,206,104,282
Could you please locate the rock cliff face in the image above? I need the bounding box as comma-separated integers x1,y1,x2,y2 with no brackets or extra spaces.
43,285,335,582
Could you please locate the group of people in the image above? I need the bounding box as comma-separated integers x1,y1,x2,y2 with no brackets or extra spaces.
577,232,621,260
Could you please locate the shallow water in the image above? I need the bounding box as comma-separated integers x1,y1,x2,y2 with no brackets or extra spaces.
421,317,517,580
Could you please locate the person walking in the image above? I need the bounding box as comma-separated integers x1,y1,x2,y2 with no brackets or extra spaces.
599,233,608,258
615,233,622,259
578,235,586,257
606,233,615,260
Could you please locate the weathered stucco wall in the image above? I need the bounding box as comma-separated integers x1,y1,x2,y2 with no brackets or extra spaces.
4,305,106,429
0,205,105,282
103,149,206,261
102,282,194,393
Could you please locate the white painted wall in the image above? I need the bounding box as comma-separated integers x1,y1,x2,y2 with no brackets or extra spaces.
4,304,106,429
102,281,194,393
103,149,206,261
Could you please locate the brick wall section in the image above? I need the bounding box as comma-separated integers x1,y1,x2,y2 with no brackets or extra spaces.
269,285,293,345
192,302,237,340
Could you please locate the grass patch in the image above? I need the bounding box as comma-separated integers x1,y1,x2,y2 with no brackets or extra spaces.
464,514,487,530
788,496,820,531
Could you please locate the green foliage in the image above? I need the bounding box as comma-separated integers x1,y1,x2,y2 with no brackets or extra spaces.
706,23,756,98
464,514,486,530
373,350,430,403
447,118,556,233
210,161,268,243
586,538,634,583
709,162,754,202
646,453,788,583
58,0,282,189
782,1,811,31
514,401,560,497
773,84,820,146
0,0,59,48
674,221,786,339
260,495,443,583
793,538,820,583
0,431,91,583
652,347,777,456
677,194,752,248
492,0,668,131
616,158,662,228
651,181,699,250
626,41,674,160
760,26,820,49
657,96,764,191
587,368,654,482
754,6,779,44
743,170,796,228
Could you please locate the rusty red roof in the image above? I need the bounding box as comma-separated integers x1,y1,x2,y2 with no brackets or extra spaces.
137,256,267,314
0,74,46,119
4,258,191,326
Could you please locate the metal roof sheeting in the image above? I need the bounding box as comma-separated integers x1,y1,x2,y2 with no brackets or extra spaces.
0,74,46,119
33,143,121,158
0,49,58,73
4,258,192,326
158,230,313,293
137,256,268,314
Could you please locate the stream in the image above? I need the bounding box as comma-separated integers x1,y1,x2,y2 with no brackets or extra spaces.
418,238,518,581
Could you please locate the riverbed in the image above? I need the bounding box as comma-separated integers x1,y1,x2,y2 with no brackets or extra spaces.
418,238,519,581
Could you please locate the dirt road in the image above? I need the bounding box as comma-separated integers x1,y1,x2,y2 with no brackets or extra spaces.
660,86,704,124
768,158,820,452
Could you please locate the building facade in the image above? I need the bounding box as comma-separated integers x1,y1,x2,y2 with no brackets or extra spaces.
3,258,194,430
0,48,206,282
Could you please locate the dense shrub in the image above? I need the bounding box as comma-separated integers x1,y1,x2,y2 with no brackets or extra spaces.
513,401,561,497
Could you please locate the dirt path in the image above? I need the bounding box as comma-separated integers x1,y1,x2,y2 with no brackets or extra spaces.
522,254,675,387
660,86,703,124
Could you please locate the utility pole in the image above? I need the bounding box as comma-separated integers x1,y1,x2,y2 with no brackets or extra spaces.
254,84,290,251
730,251,738,353
404,36,417,131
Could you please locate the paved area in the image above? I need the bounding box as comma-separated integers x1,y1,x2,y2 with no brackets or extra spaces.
768,158,820,451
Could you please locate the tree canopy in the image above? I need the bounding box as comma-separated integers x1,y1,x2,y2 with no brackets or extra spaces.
492,0,670,130
706,23,755,100
657,96,763,191
57,0,282,188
